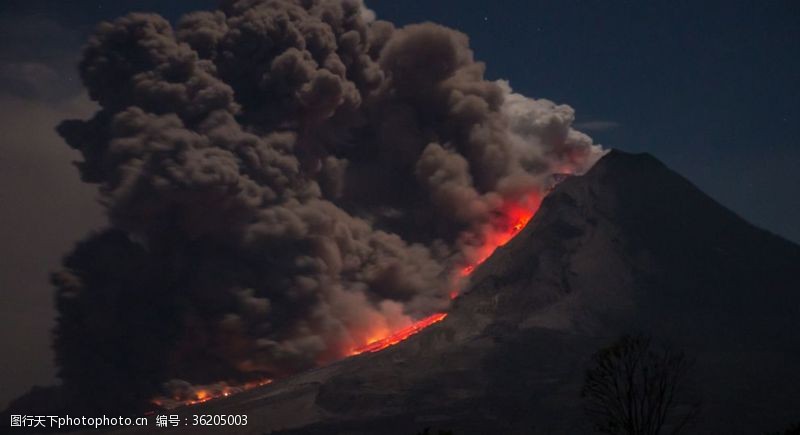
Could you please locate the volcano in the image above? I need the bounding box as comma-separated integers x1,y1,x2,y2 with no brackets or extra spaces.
17,150,800,434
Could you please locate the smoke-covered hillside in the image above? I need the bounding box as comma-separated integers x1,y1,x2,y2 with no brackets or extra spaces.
41,0,603,412
72,150,800,434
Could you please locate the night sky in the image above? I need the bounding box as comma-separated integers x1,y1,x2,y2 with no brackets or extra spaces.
0,0,797,407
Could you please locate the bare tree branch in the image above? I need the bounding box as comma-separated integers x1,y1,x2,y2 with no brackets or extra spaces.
581,335,700,435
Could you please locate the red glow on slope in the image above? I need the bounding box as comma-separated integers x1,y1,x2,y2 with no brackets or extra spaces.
473,200,538,266
151,379,273,409
448,195,541,299
152,191,549,407
349,312,448,355
349,194,541,356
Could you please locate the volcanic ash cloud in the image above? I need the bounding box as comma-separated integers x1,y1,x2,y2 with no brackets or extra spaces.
51,0,603,410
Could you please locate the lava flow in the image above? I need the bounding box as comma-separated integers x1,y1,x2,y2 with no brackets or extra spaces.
151,379,273,409
460,199,539,274
151,198,540,408
349,312,448,355
350,196,540,356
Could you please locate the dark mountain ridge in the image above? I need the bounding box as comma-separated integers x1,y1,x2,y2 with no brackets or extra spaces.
282,150,800,434
16,149,800,434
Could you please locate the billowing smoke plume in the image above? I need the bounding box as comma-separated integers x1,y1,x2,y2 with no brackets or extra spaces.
52,0,603,411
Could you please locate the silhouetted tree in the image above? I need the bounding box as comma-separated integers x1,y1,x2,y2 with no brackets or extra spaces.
581,335,699,435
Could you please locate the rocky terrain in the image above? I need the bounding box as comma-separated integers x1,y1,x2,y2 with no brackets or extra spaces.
74,150,800,434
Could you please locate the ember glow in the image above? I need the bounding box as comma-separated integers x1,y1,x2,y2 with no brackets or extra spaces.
469,197,541,268
149,195,543,409
151,379,272,409
449,194,542,297
349,194,542,356
148,192,546,409
349,312,448,355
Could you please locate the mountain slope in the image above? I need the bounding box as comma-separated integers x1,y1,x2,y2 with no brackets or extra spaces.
104,150,800,435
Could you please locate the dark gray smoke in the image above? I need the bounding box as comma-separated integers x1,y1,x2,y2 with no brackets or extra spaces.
52,0,602,411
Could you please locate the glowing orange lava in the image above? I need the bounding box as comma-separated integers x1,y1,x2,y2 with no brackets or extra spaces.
151,378,272,409
151,193,546,408
448,197,539,299
349,195,540,356
349,312,448,355
471,202,537,267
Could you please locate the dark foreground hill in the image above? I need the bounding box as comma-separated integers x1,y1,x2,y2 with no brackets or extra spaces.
77,150,800,434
